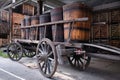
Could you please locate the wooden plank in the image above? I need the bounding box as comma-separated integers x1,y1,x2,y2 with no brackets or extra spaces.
87,53,120,61
93,22,106,25
22,4,35,15
21,17,88,29
84,43,120,54
0,39,2,46
0,10,9,22
37,0,43,15
0,38,9,46
14,39,39,44
0,0,29,11
9,8,13,42
93,1,120,11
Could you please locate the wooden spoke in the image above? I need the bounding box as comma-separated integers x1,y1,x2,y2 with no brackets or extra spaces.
41,61,46,69
47,60,51,74
24,50,36,58
68,53,91,70
47,51,53,57
40,43,45,52
44,62,47,74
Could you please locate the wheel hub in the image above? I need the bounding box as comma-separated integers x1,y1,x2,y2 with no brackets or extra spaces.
11,49,18,54
40,53,48,61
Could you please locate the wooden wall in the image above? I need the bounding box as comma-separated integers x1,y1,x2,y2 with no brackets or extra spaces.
92,8,120,47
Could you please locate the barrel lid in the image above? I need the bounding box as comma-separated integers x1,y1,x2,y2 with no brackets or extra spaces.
50,7,63,12
39,13,51,23
40,13,50,18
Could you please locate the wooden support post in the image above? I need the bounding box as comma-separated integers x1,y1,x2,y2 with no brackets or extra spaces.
37,0,43,15
9,8,13,42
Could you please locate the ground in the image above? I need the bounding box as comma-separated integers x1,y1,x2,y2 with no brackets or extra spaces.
0,55,120,80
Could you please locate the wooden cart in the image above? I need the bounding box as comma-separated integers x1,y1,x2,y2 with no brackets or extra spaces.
7,17,120,78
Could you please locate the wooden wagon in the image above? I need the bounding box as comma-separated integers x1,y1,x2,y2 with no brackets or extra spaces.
7,17,120,78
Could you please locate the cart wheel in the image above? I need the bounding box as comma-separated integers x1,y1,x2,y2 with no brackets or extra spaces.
68,53,91,70
7,42,23,61
36,38,57,78
24,50,36,58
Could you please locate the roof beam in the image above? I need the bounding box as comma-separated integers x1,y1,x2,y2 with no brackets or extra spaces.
1,0,11,8
93,1,120,11
0,0,30,11
44,0,65,8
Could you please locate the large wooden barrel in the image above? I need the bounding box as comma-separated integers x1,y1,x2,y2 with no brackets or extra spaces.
29,16,39,40
31,16,39,25
39,13,52,40
63,2,91,42
51,7,64,42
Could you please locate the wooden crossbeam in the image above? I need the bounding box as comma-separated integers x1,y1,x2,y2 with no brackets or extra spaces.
0,0,30,11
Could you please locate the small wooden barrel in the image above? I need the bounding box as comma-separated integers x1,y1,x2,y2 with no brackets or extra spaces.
29,27,36,40
24,16,31,26
31,16,39,25
29,16,39,40
25,29,30,39
23,16,31,39
39,13,52,40
51,7,64,42
63,2,91,42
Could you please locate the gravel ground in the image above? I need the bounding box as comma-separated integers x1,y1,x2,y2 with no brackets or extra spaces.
0,46,120,80
19,57,120,80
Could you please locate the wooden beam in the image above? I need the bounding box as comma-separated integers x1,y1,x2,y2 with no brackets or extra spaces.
0,0,29,11
93,1,120,11
9,8,13,42
37,0,43,15
45,0,65,8
1,0,11,8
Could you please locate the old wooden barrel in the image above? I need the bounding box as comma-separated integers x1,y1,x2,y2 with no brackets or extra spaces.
63,2,91,42
39,13,52,40
24,16,31,26
31,16,39,25
25,28,30,39
51,7,64,42
21,16,31,39
29,16,39,40
21,19,26,39
29,27,36,40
